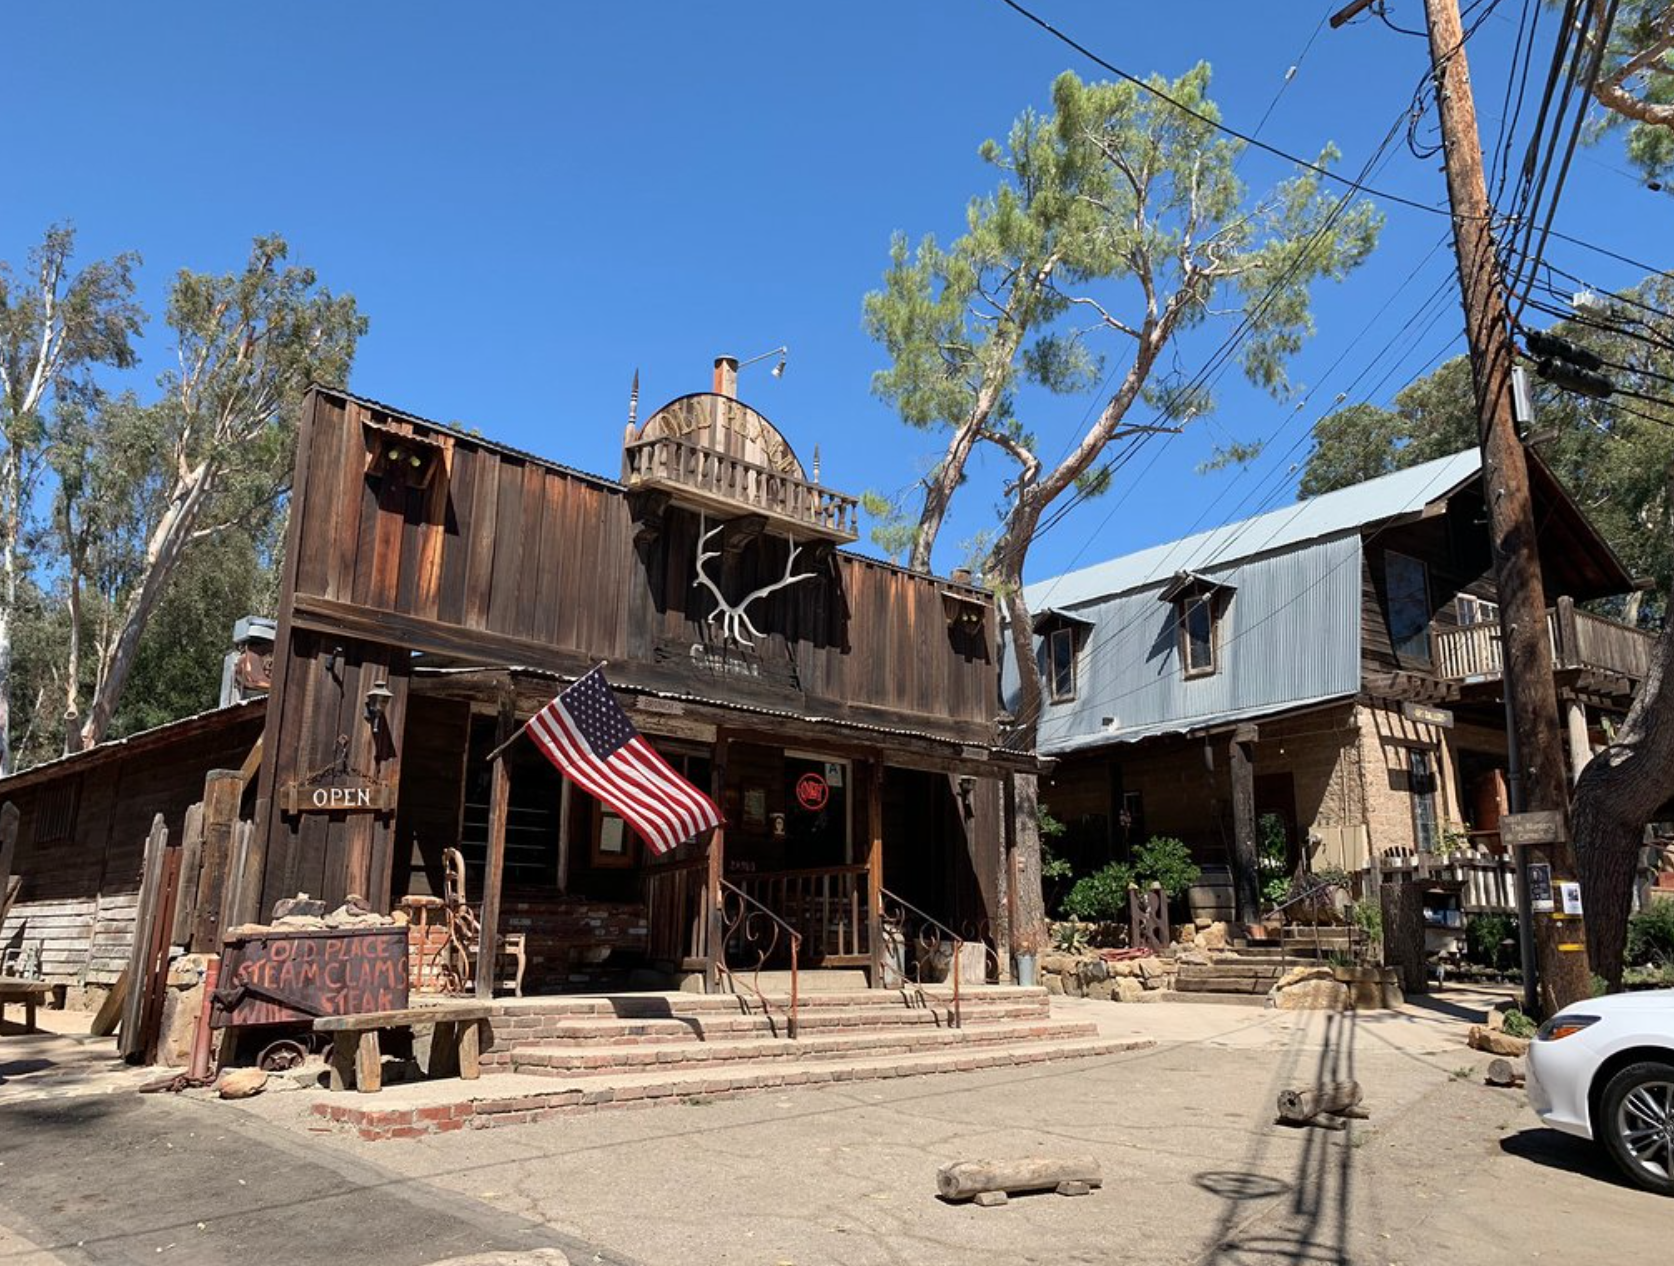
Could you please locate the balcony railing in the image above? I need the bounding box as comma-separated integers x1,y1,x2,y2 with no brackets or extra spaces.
622,434,859,543
1433,598,1654,683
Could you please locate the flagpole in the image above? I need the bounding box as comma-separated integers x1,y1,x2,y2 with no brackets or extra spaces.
482,661,609,766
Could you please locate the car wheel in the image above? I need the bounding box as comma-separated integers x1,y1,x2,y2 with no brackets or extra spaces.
1600,1061,1674,1196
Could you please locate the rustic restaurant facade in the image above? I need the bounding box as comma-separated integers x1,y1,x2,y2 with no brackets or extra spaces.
7,359,1026,1004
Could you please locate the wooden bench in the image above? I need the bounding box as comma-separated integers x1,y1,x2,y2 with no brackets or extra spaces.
313,1005,492,1094
0,977,53,1034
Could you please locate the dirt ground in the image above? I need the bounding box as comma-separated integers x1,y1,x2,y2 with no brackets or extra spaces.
4,990,1669,1265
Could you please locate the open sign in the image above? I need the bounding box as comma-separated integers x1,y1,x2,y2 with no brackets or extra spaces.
795,772,830,811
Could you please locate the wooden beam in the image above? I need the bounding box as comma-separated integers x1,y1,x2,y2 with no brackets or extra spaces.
867,758,885,989
195,771,243,953
0,802,17,935
119,815,169,1060
1229,738,1259,930
475,688,515,1001
237,735,264,789
704,729,728,995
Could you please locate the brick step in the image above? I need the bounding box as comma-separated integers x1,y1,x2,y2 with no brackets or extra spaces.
316,1035,1156,1141
1155,990,1270,1007
503,1020,1103,1076
489,1002,1051,1051
485,985,1048,1021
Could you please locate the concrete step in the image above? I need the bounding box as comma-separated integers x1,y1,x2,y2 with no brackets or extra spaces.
316,1035,1157,1141
487,985,1048,1019
716,969,871,995
504,1020,1104,1077
1154,990,1270,1007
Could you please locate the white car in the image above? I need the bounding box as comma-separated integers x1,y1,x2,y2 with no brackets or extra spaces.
1526,988,1674,1195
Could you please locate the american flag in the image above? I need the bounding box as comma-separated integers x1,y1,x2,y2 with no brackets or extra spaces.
527,667,721,855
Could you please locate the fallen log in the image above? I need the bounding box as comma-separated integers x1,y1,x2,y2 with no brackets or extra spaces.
1276,1080,1364,1126
936,1157,1103,1203
1485,1058,1525,1088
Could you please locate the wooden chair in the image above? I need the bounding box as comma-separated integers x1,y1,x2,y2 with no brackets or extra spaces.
442,848,526,997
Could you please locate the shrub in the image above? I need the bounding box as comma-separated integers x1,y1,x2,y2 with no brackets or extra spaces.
1466,912,1519,972
1258,813,1290,904
1133,836,1201,898
1060,862,1135,923
1501,1007,1537,1040
1627,899,1674,968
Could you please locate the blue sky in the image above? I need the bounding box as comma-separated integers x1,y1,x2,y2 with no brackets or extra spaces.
5,1,1664,582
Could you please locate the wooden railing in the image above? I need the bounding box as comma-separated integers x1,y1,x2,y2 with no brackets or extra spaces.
1433,599,1654,683
643,856,712,971
622,434,860,542
728,864,871,966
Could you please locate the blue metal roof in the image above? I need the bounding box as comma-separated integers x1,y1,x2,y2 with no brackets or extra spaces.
1024,449,1481,612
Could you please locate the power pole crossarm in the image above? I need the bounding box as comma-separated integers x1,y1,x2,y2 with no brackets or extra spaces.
1421,0,1593,1011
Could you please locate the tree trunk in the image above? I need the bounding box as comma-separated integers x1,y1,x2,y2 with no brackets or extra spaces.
908,365,1012,575
1000,567,1048,954
1572,614,1674,988
0,443,20,776
79,467,212,749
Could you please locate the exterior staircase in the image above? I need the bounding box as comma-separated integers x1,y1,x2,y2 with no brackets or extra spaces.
310,986,1150,1140
1171,931,1360,1004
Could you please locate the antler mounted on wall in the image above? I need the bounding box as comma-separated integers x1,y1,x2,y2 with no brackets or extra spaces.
693,519,815,648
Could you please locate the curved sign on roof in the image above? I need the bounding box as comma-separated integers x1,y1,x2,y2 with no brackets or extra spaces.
636,393,806,479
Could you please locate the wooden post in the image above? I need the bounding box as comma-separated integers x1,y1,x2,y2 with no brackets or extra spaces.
475,689,515,1001
0,802,18,930
171,802,206,950
1565,700,1592,786
194,771,243,952
705,729,728,994
867,757,885,990
119,815,169,1060
1422,0,1591,1009
1229,733,1260,929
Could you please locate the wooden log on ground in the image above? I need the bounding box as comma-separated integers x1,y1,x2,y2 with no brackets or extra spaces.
1277,1080,1364,1125
1485,1057,1525,1088
936,1157,1103,1202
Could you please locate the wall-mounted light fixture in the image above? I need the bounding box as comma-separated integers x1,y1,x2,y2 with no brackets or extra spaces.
364,680,394,732
737,345,789,379
957,774,977,815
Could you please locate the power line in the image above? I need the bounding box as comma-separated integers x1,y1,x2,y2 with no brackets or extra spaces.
993,0,1474,220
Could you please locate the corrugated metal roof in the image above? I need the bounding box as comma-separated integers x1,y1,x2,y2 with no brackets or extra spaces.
0,696,266,792
1024,448,1481,611
1040,692,1357,754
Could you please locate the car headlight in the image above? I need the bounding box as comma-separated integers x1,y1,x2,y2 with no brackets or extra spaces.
1536,1014,1600,1041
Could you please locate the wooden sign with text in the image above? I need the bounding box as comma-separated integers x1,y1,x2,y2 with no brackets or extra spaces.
279,780,398,814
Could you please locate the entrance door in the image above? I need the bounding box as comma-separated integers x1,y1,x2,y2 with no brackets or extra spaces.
1254,772,1300,872
782,752,851,869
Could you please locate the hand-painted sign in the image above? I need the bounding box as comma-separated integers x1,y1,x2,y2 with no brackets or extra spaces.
1401,701,1455,728
1501,810,1567,847
795,772,830,811
279,780,397,814
211,927,409,1027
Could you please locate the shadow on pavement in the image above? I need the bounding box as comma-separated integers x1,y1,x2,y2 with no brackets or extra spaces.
1201,1010,1363,1265
1500,1127,1637,1190
1400,992,1490,1024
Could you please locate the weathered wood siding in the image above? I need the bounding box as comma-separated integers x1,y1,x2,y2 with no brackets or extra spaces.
255,390,999,912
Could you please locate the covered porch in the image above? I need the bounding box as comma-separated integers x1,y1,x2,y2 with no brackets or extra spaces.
394,667,1021,1002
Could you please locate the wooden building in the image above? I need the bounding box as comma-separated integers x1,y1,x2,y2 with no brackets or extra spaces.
226,357,1027,993
1017,449,1655,927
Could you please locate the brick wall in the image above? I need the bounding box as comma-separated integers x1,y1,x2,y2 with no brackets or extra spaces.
398,894,650,995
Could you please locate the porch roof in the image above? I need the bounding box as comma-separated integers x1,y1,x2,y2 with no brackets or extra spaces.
1037,690,1357,755
411,663,1044,774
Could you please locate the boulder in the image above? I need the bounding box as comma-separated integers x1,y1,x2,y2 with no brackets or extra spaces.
1176,948,1212,967
1085,979,1117,1002
1113,977,1146,1004
1272,978,1351,1011
1043,974,1065,996
1110,959,1140,977
1136,956,1168,982
1273,965,1335,991
1040,953,1081,976
1467,1024,1530,1058
1077,957,1109,984
1197,922,1230,951
271,894,326,920
217,1068,269,1100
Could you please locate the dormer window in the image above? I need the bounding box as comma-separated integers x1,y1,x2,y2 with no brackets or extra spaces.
1159,571,1234,681
1032,608,1093,704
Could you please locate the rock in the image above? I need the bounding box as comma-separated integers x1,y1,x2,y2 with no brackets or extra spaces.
1272,979,1351,1011
1197,922,1229,951
1195,917,1213,931
1040,953,1080,976
1085,979,1116,1001
273,914,328,929
1113,978,1146,1004
1136,956,1168,982
1274,965,1335,991
1467,1024,1530,1058
217,1068,269,1099
1044,974,1064,996
271,894,326,920
1176,948,1212,967
1110,959,1139,977
1077,958,1109,984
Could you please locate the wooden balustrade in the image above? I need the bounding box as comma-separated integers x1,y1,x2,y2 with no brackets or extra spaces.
1433,603,1653,683
622,435,860,542
727,864,871,966
643,856,711,971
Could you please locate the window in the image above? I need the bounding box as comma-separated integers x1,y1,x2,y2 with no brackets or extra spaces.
1048,626,1078,701
1410,748,1440,852
1385,551,1432,664
1179,593,1218,677
1457,594,1499,627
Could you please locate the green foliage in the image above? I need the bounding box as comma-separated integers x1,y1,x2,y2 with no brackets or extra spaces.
1501,1008,1538,1040
864,65,1381,572
1349,897,1383,945
1257,812,1290,904
1577,1,1674,193
1060,862,1135,923
1132,835,1200,898
1052,922,1090,953
859,489,919,563
1626,898,1674,967
1466,912,1520,972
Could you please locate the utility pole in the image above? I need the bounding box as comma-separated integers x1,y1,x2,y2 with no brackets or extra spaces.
1419,0,1591,1012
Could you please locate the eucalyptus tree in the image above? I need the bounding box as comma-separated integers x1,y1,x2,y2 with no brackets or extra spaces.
866,68,1381,951
60,235,363,751
0,226,142,773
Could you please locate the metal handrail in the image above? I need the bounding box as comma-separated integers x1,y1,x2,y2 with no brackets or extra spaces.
717,878,802,1039
878,887,967,1030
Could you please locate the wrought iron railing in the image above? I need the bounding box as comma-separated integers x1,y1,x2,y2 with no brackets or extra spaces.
878,888,980,1029
728,865,870,965
717,878,802,1038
